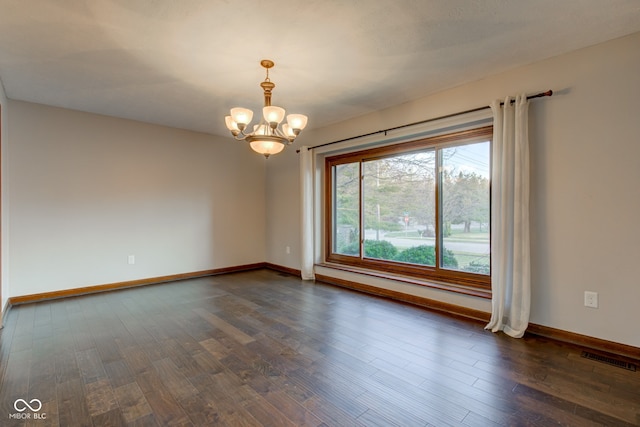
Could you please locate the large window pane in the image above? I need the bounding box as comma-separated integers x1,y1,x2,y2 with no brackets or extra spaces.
333,163,360,255
441,141,491,275
326,126,492,291
363,151,436,265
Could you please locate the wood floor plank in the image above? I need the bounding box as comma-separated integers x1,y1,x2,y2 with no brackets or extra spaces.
104,359,135,388
142,388,192,427
152,357,199,401
113,382,153,424
300,394,369,427
8,333,33,354
0,349,32,422
85,378,119,416
25,400,59,427
259,389,324,427
94,335,126,365
1,269,639,426
349,364,474,426
289,366,369,419
159,338,205,378
126,413,160,427
27,345,57,403
189,349,225,376
57,378,93,427
193,308,256,345
133,370,166,396
54,349,81,385
188,372,261,426
198,336,232,360
356,391,429,427
461,411,506,427
91,407,128,427
3,346,31,384
177,394,221,426
122,346,154,376
76,347,108,384
243,397,299,427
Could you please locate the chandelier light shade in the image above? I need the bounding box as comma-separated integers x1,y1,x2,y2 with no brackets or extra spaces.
224,59,308,158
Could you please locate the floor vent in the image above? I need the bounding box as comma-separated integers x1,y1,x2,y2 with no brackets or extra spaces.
581,351,637,371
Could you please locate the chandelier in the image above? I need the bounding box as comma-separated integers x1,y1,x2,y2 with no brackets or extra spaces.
224,59,308,158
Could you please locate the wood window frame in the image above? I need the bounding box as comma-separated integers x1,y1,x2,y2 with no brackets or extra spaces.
324,126,492,293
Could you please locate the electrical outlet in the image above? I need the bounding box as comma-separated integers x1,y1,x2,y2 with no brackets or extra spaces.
584,291,598,308
128,255,135,265
286,246,291,254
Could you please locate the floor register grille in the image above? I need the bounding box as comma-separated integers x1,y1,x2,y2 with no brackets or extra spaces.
581,351,637,371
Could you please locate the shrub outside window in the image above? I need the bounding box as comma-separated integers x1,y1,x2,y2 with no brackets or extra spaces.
325,126,492,290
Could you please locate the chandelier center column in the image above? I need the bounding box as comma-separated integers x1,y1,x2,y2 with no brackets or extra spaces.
261,81,275,107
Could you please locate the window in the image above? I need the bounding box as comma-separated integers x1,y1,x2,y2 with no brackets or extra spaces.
325,126,492,290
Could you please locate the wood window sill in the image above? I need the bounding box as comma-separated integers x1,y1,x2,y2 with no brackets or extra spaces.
316,262,491,299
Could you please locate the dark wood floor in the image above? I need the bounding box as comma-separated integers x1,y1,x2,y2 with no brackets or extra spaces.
0,269,638,426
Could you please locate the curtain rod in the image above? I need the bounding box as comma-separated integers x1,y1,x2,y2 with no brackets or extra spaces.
302,90,552,152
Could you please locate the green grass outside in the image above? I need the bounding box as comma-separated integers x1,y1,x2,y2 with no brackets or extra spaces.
385,230,489,243
452,252,490,269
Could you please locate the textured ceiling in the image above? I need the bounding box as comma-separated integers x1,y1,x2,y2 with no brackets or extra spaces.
1,0,640,136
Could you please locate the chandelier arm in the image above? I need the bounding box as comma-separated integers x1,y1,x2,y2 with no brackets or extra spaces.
232,126,253,140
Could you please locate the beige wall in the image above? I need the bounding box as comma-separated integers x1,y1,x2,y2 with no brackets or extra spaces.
265,146,302,270
0,79,7,315
266,32,640,347
7,101,266,297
